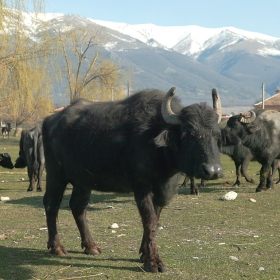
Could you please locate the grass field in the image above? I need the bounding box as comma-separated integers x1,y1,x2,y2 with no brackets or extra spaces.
0,136,280,280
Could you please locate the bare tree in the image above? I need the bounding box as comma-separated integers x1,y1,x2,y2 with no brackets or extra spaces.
53,23,125,102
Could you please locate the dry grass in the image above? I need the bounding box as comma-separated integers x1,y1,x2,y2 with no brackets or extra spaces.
0,136,280,279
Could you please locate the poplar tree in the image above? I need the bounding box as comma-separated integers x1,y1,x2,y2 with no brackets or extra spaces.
0,0,54,131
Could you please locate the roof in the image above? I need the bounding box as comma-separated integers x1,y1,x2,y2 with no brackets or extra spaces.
254,93,280,106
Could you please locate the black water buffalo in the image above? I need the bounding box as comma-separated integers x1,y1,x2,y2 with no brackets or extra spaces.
0,153,14,169
14,124,45,191
219,144,255,187
183,145,280,194
221,144,280,188
224,109,280,192
42,87,223,273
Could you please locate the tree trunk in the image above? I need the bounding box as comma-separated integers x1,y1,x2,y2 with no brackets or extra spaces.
14,126,23,137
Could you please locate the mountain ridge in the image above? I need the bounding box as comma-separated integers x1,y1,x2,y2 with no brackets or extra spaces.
89,18,280,58
9,11,280,109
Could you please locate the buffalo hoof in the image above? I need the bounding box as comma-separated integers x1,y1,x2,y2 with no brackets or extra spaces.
232,183,239,188
190,189,200,195
37,187,42,192
82,241,102,255
256,188,267,192
27,187,33,191
143,262,166,273
84,246,101,255
50,246,68,255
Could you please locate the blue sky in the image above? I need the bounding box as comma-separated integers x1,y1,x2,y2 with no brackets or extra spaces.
44,0,280,38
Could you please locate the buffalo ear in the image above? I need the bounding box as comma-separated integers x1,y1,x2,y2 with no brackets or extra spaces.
247,125,261,134
154,130,178,148
154,130,169,147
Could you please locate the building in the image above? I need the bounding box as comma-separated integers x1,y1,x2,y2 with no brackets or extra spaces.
254,90,280,111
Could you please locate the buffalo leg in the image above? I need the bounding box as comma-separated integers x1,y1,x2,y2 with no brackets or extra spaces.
256,162,273,192
69,187,101,255
277,167,280,184
256,172,268,192
190,177,199,195
27,167,36,191
241,160,254,184
200,179,206,187
134,191,166,273
36,163,44,192
180,176,200,194
266,161,278,189
139,205,163,262
271,160,280,184
43,174,68,255
232,163,241,187
266,174,273,189
265,160,275,190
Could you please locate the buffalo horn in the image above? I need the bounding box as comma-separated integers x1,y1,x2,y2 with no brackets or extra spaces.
240,110,256,123
212,88,222,124
161,87,181,125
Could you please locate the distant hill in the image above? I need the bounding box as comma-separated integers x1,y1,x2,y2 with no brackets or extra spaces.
11,12,280,108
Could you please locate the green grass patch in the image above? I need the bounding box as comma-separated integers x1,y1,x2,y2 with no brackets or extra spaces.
0,136,280,279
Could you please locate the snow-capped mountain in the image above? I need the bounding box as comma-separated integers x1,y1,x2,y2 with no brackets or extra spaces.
6,11,280,108
69,16,280,107
89,19,280,58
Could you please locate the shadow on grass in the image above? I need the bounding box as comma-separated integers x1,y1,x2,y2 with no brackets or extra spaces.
6,195,45,208
6,192,134,210
0,246,141,280
88,192,134,205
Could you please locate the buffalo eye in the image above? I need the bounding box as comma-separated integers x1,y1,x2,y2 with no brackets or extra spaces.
181,131,195,139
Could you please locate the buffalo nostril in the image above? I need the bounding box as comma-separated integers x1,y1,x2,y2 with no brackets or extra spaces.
202,164,212,177
199,164,223,180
